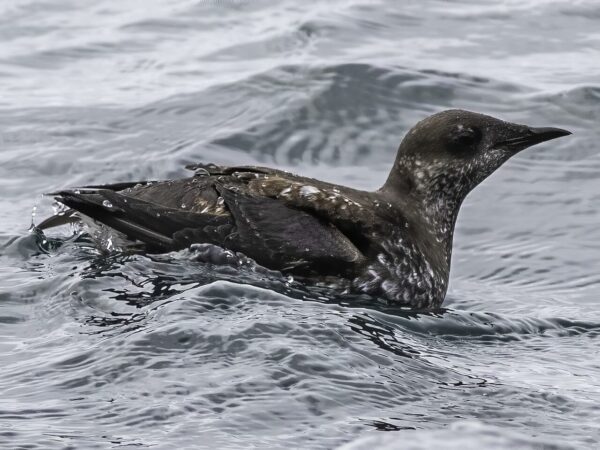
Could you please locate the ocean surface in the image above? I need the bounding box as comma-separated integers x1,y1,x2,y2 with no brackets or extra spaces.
1,0,599,448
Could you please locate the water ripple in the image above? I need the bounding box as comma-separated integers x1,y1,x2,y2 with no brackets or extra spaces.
1,0,599,448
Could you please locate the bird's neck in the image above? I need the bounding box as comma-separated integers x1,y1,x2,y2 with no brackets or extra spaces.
420,188,463,264
384,157,470,267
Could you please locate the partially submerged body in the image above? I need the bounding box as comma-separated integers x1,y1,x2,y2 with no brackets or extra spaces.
39,110,571,308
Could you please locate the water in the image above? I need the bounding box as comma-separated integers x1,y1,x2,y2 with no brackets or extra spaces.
1,0,599,448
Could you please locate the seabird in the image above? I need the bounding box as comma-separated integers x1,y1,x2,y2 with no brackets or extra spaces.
39,109,571,308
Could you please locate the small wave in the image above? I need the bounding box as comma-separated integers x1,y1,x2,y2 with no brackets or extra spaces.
339,419,576,450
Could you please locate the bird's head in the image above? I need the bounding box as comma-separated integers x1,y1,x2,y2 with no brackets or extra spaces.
384,109,571,204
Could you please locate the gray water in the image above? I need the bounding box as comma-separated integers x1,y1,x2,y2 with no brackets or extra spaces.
1,1,599,448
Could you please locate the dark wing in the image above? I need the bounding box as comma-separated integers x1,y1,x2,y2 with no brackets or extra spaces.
42,163,372,275
186,163,378,232
44,182,365,276
210,186,364,274
37,180,156,230
48,188,231,252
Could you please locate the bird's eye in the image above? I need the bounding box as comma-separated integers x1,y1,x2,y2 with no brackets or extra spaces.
450,126,482,149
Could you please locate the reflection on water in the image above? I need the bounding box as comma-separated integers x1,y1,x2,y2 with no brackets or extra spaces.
0,0,599,449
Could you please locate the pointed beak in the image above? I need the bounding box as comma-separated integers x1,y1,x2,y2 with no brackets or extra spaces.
497,126,572,152
527,126,572,143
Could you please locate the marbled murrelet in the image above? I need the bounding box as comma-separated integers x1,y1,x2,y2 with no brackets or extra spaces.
40,110,571,308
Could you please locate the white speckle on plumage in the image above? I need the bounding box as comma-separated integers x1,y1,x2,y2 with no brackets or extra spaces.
381,279,399,297
300,185,320,197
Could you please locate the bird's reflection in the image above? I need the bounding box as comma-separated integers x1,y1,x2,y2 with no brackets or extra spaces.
347,313,421,359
